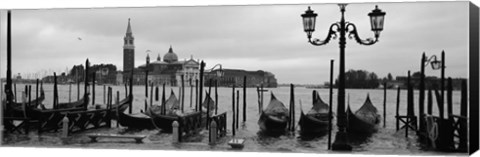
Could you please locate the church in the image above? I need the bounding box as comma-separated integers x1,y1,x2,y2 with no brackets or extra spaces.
118,19,200,86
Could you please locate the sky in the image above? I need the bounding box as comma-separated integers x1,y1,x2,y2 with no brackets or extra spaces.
0,1,471,84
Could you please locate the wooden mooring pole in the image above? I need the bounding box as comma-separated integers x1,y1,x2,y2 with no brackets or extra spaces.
150,82,154,107
236,90,239,129
395,86,400,131
92,73,96,106
459,80,468,150
190,78,193,108
36,79,39,107
419,53,426,134
103,85,106,104
155,86,159,101
14,83,17,103
162,83,166,115
243,76,246,122
181,75,185,112
427,89,432,115
199,61,205,114
77,77,80,101
383,82,386,128
195,79,198,111
328,59,334,150
232,85,236,136
117,91,120,128
53,72,58,109
68,83,72,103
124,83,128,98
215,80,218,115
447,78,453,119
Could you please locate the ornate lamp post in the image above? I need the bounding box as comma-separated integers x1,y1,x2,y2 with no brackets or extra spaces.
206,64,224,85
301,4,386,150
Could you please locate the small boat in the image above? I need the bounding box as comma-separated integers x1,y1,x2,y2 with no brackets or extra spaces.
346,94,381,135
5,87,46,117
117,110,155,130
299,90,331,136
149,91,181,133
55,93,89,109
258,93,289,135
108,94,133,119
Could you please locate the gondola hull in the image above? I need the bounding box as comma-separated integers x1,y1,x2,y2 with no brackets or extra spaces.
117,110,155,129
347,109,379,135
258,112,288,135
150,114,178,133
299,112,329,136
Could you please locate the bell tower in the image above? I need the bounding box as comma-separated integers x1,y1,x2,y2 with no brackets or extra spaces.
123,18,135,72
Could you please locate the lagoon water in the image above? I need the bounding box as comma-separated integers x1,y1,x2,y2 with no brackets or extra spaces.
2,83,465,155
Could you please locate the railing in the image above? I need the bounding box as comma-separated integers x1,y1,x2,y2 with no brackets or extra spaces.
177,111,203,142
64,108,111,134
451,114,468,152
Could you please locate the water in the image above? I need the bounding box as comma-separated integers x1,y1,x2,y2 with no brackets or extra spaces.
2,83,466,155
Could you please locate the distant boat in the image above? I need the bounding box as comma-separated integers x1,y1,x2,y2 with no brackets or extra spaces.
347,94,381,135
148,90,181,133
258,93,289,135
299,90,332,136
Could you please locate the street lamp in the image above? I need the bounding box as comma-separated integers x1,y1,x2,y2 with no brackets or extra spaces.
424,54,442,70
206,64,224,85
301,4,386,151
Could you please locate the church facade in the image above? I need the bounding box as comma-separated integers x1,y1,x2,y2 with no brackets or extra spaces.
119,19,200,86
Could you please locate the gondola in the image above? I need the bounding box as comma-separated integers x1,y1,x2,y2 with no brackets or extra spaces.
346,94,381,135
108,94,133,119
55,93,89,109
201,93,215,116
258,93,289,135
117,105,155,130
5,87,46,117
299,90,331,136
149,91,181,132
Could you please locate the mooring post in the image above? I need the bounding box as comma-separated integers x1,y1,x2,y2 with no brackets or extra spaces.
68,83,72,103
243,76,246,123
162,83,166,115
181,75,185,112
459,80,468,150
447,78,453,119
199,61,205,115
14,83,17,103
103,85,106,104
209,120,217,146
419,53,426,134
28,85,31,109
328,59,334,150
124,83,128,98
62,115,69,138
150,82,154,107
232,85,236,136
406,71,412,138
77,78,80,101
256,87,261,114
195,79,198,111
155,85,159,102
36,79,39,107
190,78,193,108
427,89,432,115
144,100,148,113
291,84,295,133
107,87,112,128
396,86,400,131
128,79,133,114
215,79,218,115
92,73,96,106
53,72,58,109
383,82,387,128
261,84,264,112
206,91,211,130
172,121,179,144
236,90,240,129
117,91,120,128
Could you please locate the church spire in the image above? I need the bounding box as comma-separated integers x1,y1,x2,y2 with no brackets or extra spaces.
168,45,173,53
126,18,132,35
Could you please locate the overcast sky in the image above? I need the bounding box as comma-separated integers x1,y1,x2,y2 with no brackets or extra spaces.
0,1,470,84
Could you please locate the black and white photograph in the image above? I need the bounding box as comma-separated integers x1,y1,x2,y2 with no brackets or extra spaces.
0,0,478,156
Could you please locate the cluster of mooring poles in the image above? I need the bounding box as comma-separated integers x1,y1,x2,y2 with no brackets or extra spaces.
393,51,468,152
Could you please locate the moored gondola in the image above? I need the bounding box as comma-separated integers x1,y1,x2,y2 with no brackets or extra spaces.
149,91,181,132
299,90,331,137
117,105,155,130
347,94,381,135
258,93,289,136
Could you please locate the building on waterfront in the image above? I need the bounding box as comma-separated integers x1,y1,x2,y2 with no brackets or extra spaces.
205,69,277,88
131,46,200,86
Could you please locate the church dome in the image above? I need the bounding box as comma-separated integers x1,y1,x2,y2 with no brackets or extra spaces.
163,46,178,63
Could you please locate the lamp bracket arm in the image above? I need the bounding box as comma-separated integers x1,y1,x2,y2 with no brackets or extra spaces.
309,23,339,46
346,23,377,46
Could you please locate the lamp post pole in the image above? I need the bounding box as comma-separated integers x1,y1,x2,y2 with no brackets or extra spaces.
301,4,385,151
